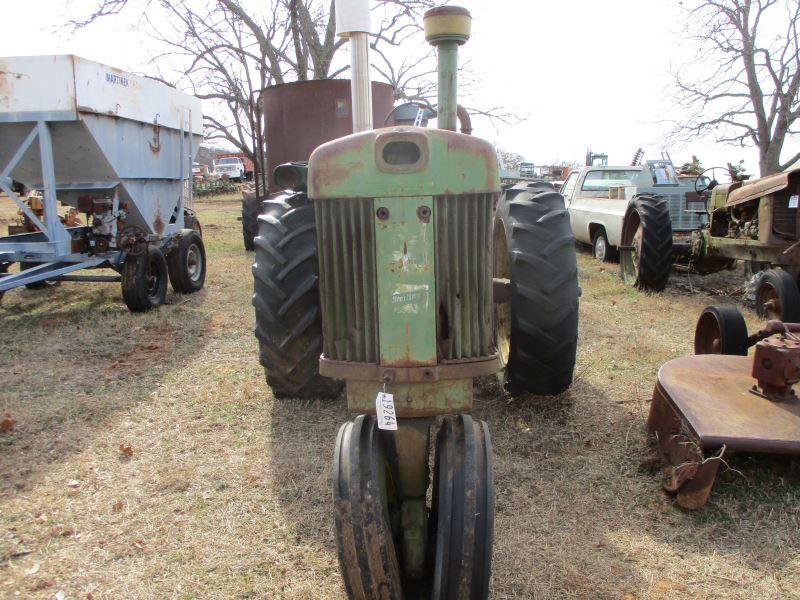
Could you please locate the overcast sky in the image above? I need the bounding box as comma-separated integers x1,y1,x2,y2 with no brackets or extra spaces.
3,0,798,174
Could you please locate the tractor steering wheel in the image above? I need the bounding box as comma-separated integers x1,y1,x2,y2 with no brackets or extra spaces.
694,167,730,195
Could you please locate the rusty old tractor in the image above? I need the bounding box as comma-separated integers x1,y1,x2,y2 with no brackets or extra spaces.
648,305,800,508
250,4,579,597
681,167,800,320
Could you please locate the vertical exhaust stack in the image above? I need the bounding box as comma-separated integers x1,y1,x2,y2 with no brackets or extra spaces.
335,0,373,133
424,6,471,132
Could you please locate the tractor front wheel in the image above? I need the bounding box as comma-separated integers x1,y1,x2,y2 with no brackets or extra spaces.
429,414,494,600
251,191,340,398
619,194,672,291
494,183,580,395
755,268,800,321
333,416,404,599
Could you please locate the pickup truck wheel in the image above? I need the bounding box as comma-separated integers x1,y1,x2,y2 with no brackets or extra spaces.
755,269,800,321
241,185,259,251
494,184,580,395
592,228,618,263
251,190,341,399
620,194,672,292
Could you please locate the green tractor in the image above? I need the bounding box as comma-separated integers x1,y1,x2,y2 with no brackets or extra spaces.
251,5,580,597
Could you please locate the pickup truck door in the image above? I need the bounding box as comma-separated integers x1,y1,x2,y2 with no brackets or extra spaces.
561,171,583,240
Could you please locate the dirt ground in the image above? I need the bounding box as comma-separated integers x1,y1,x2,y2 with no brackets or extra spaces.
0,196,798,599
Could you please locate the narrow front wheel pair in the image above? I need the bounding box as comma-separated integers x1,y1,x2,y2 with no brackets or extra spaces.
333,414,493,600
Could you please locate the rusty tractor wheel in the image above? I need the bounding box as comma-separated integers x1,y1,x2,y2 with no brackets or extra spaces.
121,246,168,312
167,229,206,294
694,306,749,355
429,414,494,600
333,415,404,600
620,194,672,292
494,182,580,395
251,190,341,398
755,269,800,321
241,184,260,251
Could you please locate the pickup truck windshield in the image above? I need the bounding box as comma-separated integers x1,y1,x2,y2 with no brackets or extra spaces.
581,170,640,191
218,157,240,165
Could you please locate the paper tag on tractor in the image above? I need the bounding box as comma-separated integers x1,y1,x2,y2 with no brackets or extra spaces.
375,392,398,430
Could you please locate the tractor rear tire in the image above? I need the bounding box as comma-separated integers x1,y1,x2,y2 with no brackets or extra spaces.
251,191,340,399
755,268,800,321
494,184,580,396
242,185,260,251
121,246,168,312
620,194,672,291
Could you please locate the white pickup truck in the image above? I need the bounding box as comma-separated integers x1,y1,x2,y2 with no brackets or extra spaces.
561,161,707,290
213,156,246,181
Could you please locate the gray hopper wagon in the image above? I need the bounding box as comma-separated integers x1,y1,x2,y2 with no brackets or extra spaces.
0,55,206,311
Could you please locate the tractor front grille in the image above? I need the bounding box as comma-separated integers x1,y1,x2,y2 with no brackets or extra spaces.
435,193,495,360
315,198,379,363
772,195,796,238
663,192,706,231
316,193,496,366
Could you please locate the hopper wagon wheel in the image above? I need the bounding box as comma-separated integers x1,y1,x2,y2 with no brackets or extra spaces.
493,182,580,395
694,305,749,355
20,262,59,290
755,269,800,321
121,246,168,312
429,414,494,600
241,184,259,251
251,190,340,399
167,229,206,294
333,415,404,600
619,194,673,292
0,262,8,305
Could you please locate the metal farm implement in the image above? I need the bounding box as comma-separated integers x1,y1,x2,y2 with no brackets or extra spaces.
648,305,800,509
0,55,206,311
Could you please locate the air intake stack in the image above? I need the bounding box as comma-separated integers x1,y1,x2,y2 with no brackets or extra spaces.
424,6,472,131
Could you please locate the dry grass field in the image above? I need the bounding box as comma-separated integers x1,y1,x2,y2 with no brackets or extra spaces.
0,195,798,599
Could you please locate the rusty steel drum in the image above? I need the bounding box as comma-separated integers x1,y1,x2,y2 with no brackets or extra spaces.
261,80,394,191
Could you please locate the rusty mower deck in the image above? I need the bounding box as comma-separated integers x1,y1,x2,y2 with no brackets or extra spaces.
648,307,800,508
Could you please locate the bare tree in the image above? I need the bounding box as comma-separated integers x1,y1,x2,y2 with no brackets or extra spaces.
667,0,800,175
496,148,525,171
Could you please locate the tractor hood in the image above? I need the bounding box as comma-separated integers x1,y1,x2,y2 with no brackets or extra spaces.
726,168,800,207
308,126,500,199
